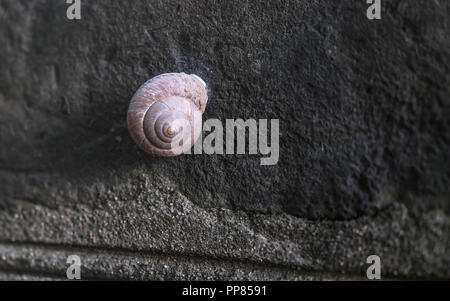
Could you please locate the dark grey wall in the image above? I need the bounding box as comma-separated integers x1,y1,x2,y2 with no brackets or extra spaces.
0,0,448,280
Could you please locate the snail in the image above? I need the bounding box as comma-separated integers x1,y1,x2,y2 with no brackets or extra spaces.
127,73,208,157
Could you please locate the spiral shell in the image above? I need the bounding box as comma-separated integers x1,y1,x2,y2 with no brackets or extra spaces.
127,73,208,157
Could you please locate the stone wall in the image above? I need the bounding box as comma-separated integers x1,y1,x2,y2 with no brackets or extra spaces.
0,0,448,280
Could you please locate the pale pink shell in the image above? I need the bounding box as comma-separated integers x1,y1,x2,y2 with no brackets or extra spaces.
127,73,208,157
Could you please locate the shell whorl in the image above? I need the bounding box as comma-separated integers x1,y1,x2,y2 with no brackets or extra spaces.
127,73,208,157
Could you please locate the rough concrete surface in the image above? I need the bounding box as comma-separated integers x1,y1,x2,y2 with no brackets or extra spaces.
0,0,449,280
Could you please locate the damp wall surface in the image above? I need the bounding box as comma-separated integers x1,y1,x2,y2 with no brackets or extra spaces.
0,0,449,280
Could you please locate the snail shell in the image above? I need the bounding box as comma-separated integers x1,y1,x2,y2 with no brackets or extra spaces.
127,73,208,157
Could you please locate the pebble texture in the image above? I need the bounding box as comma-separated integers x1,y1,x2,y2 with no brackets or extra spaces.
0,0,448,279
